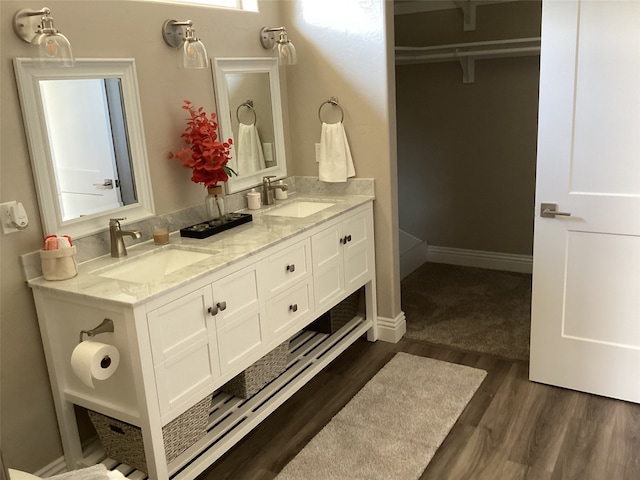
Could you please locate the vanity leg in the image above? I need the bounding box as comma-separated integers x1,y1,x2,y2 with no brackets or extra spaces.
365,279,378,342
57,400,84,468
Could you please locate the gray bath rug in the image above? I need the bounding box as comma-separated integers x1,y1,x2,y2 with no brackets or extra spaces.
402,263,531,361
275,353,486,480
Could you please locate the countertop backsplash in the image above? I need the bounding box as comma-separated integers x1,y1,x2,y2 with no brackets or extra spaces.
20,176,374,282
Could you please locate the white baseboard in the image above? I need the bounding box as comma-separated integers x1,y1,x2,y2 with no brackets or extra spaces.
427,246,533,274
399,230,429,279
377,312,406,343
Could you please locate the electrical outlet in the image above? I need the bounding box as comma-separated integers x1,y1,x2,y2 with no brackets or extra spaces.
315,143,321,163
1,201,20,234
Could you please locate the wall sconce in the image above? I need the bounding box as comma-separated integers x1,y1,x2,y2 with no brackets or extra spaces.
13,7,74,67
260,27,297,66
162,20,208,69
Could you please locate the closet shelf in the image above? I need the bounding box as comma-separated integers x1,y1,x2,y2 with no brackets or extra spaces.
395,37,541,83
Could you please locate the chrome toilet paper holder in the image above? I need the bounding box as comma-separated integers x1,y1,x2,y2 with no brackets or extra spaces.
79,318,114,343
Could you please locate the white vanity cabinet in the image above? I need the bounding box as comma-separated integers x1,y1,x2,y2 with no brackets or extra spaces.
30,199,377,480
312,206,374,312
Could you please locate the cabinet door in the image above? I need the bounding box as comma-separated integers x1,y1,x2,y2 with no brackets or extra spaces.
312,223,345,312
147,287,220,418
212,265,265,375
343,210,374,292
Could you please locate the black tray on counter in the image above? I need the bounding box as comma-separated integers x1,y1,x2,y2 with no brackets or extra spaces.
180,212,253,239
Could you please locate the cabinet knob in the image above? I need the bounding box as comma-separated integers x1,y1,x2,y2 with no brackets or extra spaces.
286,264,296,273
208,302,226,315
340,235,352,245
289,304,298,313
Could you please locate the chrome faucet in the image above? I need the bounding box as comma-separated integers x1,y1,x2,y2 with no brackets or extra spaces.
262,176,288,206
109,218,142,258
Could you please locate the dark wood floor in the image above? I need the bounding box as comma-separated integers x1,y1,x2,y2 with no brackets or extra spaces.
197,337,640,480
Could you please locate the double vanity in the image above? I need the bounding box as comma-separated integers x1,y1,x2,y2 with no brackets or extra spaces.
28,194,377,479
15,48,378,479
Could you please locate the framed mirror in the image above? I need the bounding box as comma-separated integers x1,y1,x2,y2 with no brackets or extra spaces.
213,57,287,193
14,58,154,239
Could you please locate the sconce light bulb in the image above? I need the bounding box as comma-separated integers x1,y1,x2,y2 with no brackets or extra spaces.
45,38,60,56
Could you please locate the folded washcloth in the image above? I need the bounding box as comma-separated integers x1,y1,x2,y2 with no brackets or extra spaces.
45,464,125,480
237,123,266,175
57,237,71,248
318,122,355,183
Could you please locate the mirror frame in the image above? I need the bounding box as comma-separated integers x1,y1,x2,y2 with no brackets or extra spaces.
212,57,287,193
13,58,154,239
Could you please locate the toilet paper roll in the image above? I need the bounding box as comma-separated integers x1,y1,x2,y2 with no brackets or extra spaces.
70,341,120,388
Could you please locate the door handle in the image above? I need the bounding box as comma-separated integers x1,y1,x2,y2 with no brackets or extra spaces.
540,203,571,218
93,179,114,189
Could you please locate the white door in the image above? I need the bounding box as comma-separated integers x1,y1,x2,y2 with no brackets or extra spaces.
40,78,123,219
530,0,640,403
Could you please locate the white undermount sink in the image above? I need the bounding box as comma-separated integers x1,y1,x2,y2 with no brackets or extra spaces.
95,247,213,283
265,201,334,218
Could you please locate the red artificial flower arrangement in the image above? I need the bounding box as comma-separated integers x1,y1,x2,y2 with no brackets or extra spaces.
169,100,235,187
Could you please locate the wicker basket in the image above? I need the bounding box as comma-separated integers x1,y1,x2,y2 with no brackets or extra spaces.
306,289,362,334
88,394,212,472
222,341,289,399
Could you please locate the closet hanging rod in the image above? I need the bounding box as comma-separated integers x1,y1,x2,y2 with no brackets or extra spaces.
396,37,540,54
396,37,541,65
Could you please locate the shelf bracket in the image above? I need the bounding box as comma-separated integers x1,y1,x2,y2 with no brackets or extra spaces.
454,0,477,31
459,56,475,83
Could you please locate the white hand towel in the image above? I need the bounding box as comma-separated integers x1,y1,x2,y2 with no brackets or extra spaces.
237,123,266,175
319,122,355,183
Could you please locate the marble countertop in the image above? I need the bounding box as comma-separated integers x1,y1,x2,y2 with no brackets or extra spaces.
28,193,374,307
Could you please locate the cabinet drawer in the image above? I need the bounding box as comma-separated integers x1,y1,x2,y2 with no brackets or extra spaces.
265,279,313,339
263,239,311,298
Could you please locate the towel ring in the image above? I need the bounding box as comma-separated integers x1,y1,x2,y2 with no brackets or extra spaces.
318,97,344,124
236,100,257,126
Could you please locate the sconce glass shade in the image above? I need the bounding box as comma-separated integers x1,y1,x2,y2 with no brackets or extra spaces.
13,8,74,67
183,28,208,69
33,31,74,67
277,33,297,66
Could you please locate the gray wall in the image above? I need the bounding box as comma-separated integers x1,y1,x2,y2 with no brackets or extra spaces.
0,0,399,471
395,1,541,255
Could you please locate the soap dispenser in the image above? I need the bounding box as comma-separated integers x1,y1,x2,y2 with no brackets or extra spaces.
275,180,288,200
247,188,261,210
